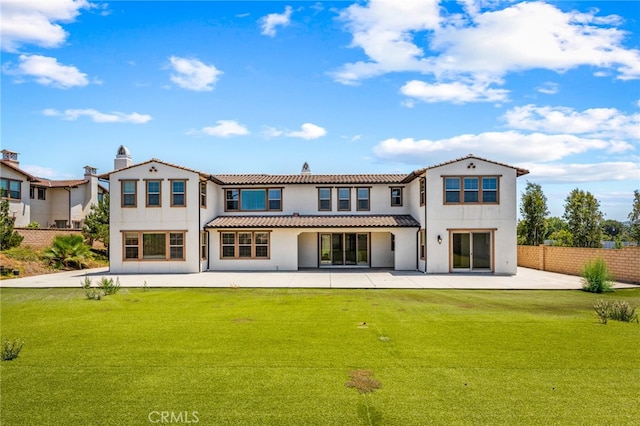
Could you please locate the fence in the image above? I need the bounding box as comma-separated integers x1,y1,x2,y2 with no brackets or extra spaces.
15,228,104,250
518,245,640,284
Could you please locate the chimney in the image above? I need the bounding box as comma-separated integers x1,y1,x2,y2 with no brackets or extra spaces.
114,145,133,170
300,162,311,175
1,150,19,166
84,165,98,177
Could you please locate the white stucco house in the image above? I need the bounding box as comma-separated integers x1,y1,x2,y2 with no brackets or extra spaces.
101,146,528,275
0,149,107,229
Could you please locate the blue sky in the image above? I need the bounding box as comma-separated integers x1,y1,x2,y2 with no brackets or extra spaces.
1,0,639,221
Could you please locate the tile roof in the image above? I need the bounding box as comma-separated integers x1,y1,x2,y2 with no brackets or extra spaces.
206,214,420,229
98,158,213,180
211,174,409,185
32,179,88,188
0,160,38,181
410,154,530,177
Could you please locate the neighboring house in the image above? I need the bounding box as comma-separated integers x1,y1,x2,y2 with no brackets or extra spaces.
102,146,528,275
0,149,108,229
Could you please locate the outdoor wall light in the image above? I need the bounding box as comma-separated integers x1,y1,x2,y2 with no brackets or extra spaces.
437,235,442,244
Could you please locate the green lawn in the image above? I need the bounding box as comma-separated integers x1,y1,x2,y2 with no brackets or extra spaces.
1,287,639,425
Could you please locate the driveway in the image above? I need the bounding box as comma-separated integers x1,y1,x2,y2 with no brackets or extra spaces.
1,267,637,290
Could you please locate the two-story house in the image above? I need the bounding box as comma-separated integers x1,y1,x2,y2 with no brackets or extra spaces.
102,146,528,275
0,149,108,229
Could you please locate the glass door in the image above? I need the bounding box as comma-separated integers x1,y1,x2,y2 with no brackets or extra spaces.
452,232,491,271
319,233,369,267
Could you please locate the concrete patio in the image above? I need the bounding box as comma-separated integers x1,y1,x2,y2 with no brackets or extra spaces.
1,267,637,290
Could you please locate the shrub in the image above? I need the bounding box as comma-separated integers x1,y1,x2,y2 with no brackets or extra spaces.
99,277,121,295
581,258,614,293
26,221,40,228
593,300,638,324
2,246,40,262
44,235,92,270
608,300,638,323
1,338,24,361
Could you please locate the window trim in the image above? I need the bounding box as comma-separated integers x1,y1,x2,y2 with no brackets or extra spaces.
442,175,501,205
145,179,163,208
121,180,138,208
219,230,271,259
337,187,351,211
170,179,187,207
390,186,403,207
224,188,283,212
122,230,187,261
356,187,370,211
318,187,332,211
1,178,22,200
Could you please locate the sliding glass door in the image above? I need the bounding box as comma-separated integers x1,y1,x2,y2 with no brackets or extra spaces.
320,233,369,266
452,232,492,271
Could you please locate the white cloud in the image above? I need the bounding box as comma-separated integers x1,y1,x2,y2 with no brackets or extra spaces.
22,165,73,180
400,79,508,104
503,105,640,140
536,82,559,95
6,54,89,88
189,120,249,137
372,131,628,165
43,108,152,123
332,0,640,100
168,56,223,92
260,6,293,37
286,123,327,140
1,0,93,51
522,162,640,183
261,123,327,139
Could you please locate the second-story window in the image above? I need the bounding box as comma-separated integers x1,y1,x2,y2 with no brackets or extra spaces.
1,178,21,200
420,178,425,206
146,180,161,207
357,188,370,211
444,176,500,204
338,188,351,211
121,180,137,207
200,182,207,208
225,188,283,212
390,187,402,206
171,180,186,207
318,187,331,211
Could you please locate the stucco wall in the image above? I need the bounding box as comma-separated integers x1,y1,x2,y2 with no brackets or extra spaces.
517,245,640,284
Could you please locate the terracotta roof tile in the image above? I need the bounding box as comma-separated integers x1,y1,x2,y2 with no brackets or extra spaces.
206,214,420,229
211,174,408,185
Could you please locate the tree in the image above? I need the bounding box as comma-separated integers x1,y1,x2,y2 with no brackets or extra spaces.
83,194,109,248
629,189,640,244
601,219,624,240
563,188,603,248
0,199,23,250
545,217,567,240
518,182,549,245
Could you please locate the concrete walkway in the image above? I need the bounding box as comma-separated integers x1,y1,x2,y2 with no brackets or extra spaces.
1,267,637,290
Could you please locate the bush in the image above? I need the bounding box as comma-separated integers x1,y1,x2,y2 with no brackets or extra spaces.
99,277,120,295
1,338,24,361
44,235,92,270
581,258,614,293
593,300,638,324
3,246,41,262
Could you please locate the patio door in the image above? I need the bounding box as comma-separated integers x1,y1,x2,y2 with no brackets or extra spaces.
451,232,492,272
320,233,368,266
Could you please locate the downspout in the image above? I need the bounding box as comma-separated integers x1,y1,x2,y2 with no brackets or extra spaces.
424,175,428,274
199,191,202,273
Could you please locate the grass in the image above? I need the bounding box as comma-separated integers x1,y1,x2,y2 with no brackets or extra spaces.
1,287,639,425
